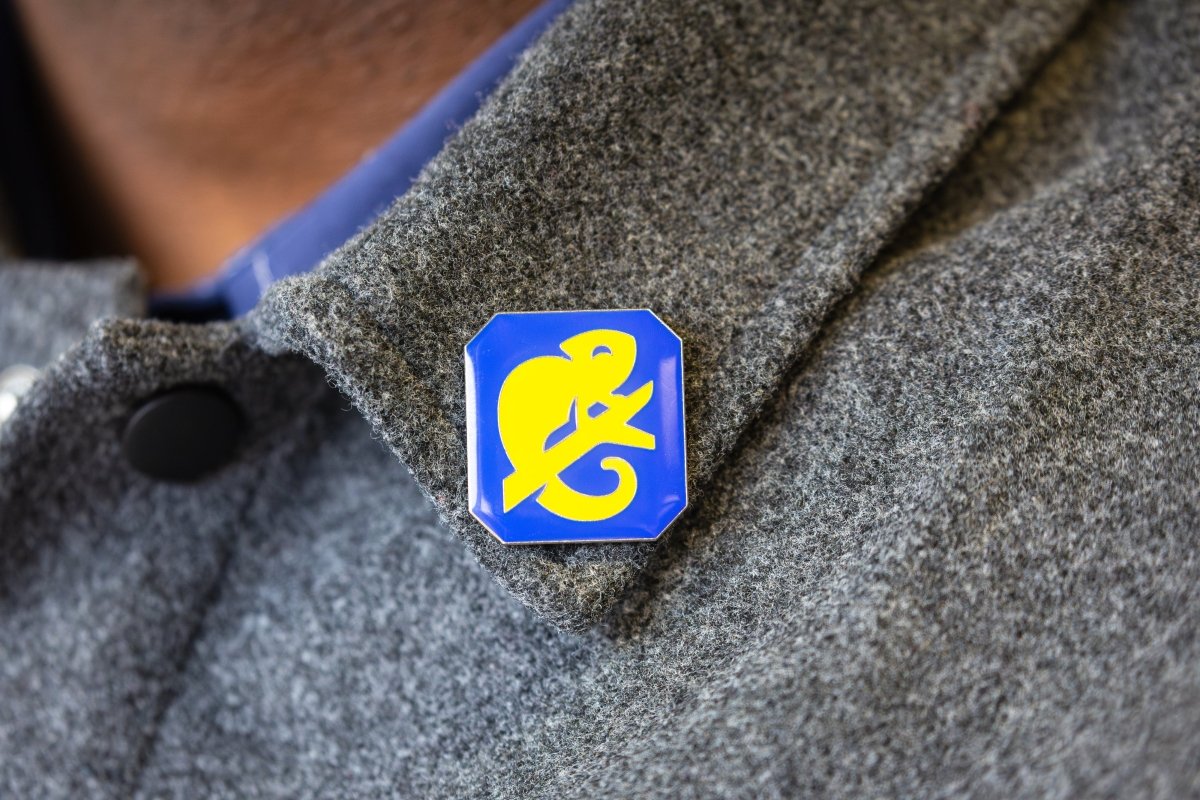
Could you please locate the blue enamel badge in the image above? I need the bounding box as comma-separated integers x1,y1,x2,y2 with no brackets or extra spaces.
465,309,687,544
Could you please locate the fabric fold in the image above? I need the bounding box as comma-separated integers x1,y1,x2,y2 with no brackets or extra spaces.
251,0,1092,629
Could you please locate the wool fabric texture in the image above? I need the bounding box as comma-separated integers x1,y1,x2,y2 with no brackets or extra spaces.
1,0,1198,796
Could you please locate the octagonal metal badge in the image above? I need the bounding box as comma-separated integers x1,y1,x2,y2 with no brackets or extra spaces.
464,309,687,544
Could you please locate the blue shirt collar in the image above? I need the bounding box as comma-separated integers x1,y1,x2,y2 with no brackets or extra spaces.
151,0,574,321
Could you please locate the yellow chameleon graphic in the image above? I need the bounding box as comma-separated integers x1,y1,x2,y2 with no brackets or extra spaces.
498,328,655,522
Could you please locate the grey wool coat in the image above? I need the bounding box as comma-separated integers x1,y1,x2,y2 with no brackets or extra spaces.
2,0,1199,796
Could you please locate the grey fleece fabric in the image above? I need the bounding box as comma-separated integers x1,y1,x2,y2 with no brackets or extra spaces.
253,0,1095,629
0,260,143,367
1,0,1199,797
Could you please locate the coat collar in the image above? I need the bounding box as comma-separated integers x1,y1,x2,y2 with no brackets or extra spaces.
249,0,1090,630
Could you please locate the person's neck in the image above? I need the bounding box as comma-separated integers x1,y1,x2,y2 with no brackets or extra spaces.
15,0,541,290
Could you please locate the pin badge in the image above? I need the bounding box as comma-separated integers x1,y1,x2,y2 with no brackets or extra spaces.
465,309,687,544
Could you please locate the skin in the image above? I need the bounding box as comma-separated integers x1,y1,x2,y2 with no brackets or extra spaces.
13,0,542,289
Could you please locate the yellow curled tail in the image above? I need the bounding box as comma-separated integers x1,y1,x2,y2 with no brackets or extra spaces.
536,456,639,522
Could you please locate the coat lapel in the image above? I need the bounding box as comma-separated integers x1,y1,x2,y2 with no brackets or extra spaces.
252,0,1092,630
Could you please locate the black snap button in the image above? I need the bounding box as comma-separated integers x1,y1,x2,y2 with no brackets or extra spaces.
122,384,244,482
